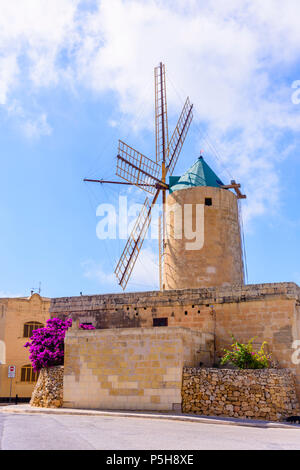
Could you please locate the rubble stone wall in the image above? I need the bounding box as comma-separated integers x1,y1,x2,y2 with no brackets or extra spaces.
182,367,300,421
30,366,63,408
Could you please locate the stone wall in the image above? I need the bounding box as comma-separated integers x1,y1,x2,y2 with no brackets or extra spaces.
182,368,300,421
64,327,214,411
50,283,300,330
30,366,64,408
0,293,50,399
50,282,300,399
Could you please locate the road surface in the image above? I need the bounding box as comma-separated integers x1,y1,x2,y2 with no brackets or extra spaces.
0,412,299,450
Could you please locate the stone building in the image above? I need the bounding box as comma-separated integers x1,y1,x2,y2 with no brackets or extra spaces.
50,157,300,411
51,283,300,404
0,293,50,401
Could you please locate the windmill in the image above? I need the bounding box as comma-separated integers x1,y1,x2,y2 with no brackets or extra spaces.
84,62,194,290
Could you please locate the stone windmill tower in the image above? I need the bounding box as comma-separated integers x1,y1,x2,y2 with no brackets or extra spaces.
85,63,246,292
163,155,246,290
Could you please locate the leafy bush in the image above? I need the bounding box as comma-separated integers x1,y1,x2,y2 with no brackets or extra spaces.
220,337,271,369
24,318,95,371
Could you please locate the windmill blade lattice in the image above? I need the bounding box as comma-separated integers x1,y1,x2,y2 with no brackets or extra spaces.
166,97,193,177
155,63,169,163
114,65,193,290
114,196,156,290
116,140,161,195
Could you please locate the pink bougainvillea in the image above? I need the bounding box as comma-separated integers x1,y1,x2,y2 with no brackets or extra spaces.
24,318,95,371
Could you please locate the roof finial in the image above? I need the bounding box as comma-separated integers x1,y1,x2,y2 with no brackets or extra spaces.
199,149,204,159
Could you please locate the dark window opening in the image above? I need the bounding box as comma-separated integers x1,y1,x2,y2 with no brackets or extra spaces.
205,198,212,206
153,318,168,327
185,311,188,316
23,321,44,338
21,364,39,383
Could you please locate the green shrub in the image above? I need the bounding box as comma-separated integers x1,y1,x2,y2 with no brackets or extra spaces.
220,336,271,369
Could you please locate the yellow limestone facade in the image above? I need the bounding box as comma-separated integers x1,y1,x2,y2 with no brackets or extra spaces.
0,294,50,400
63,326,214,410
163,186,244,290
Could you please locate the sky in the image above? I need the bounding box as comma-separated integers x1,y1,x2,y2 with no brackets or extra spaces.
0,0,300,298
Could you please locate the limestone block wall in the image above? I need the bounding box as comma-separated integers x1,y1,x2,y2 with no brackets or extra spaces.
63,327,214,411
50,283,300,399
30,366,64,408
182,368,300,421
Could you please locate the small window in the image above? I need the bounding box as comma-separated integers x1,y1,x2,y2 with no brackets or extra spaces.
23,321,44,338
153,318,168,327
21,364,39,383
205,198,212,206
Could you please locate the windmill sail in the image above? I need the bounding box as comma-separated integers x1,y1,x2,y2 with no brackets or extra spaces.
116,140,160,195
113,63,193,290
155,63,169,163
85,63,193,291
166,97,193,176
115,196,154,290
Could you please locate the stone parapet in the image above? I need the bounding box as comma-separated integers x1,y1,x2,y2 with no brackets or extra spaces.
50,283,300,315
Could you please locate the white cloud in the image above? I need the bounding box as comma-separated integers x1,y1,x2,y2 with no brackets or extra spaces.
82,246,159,291
0,55,19,104
127,247,159,290
21,113,52,139
6,100,52,138
0,290,25,298
82,259,116,286
0,0,79,135
0,0,300,219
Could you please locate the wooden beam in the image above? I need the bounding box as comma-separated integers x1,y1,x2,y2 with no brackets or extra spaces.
220,180,247,199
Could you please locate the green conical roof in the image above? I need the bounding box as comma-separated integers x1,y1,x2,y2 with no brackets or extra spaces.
169,156,224,194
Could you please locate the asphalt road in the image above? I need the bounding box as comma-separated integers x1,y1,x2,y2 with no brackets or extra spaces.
0,412,300,450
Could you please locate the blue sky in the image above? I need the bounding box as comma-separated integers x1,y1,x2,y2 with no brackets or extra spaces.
0,0,300,298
